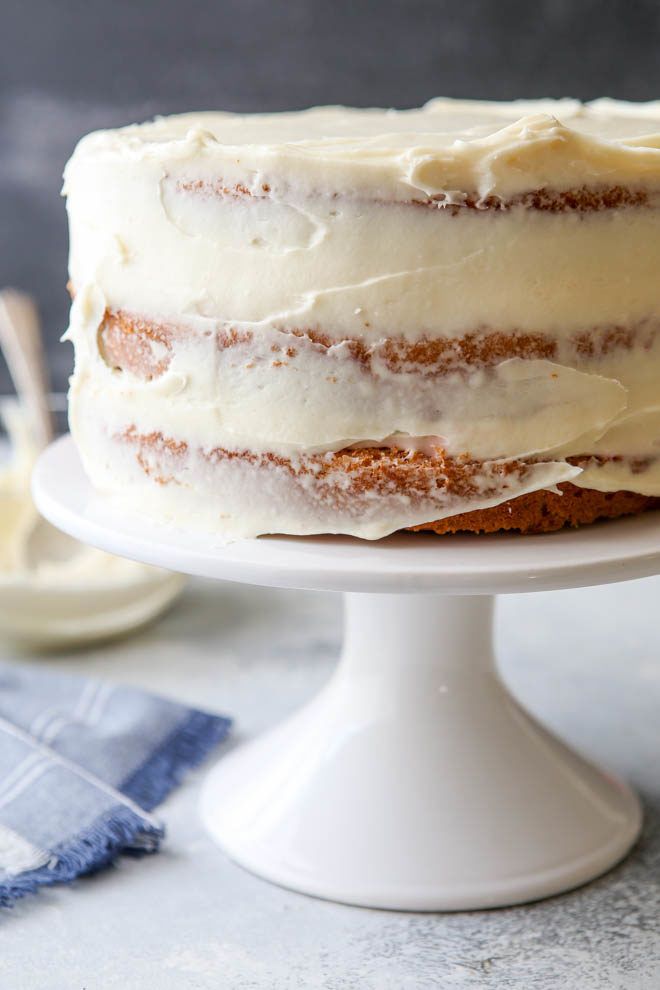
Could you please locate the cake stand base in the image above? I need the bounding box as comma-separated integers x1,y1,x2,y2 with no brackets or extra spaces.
33,437,659,911
200,592,640,910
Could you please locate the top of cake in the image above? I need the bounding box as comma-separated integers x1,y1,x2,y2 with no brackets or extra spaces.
66,98,660,202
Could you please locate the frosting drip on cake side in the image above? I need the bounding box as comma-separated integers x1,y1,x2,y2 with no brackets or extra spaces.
63,99,660,538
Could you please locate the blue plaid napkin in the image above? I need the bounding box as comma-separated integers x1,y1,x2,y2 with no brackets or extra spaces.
0,662,230,905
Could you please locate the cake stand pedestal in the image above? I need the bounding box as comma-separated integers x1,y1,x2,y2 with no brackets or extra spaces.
33,436,660,911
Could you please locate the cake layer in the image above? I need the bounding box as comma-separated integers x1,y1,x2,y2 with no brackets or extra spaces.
65,416,659,539
69,418,580,538
97,306,658,379
64,100,660,339
411,486,660,535
65,177,660,338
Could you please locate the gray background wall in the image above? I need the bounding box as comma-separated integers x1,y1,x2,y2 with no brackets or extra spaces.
1,0,659,392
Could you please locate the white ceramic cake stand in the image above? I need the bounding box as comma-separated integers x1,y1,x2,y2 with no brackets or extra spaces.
33,436,660,911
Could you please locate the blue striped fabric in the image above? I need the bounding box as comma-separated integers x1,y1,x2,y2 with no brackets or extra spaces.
0,662,230,905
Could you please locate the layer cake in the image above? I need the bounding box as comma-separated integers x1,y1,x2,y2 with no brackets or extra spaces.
63,99,660,538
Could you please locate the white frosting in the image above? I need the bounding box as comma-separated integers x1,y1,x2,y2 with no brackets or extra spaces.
63,99,660,538
65,98,660,204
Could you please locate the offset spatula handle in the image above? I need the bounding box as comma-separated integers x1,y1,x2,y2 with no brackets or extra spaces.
0,289,54,449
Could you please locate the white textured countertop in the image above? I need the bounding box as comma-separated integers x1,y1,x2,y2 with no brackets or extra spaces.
1,575,659,989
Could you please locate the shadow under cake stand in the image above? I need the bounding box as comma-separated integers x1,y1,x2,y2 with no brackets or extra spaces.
33,435,660,911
